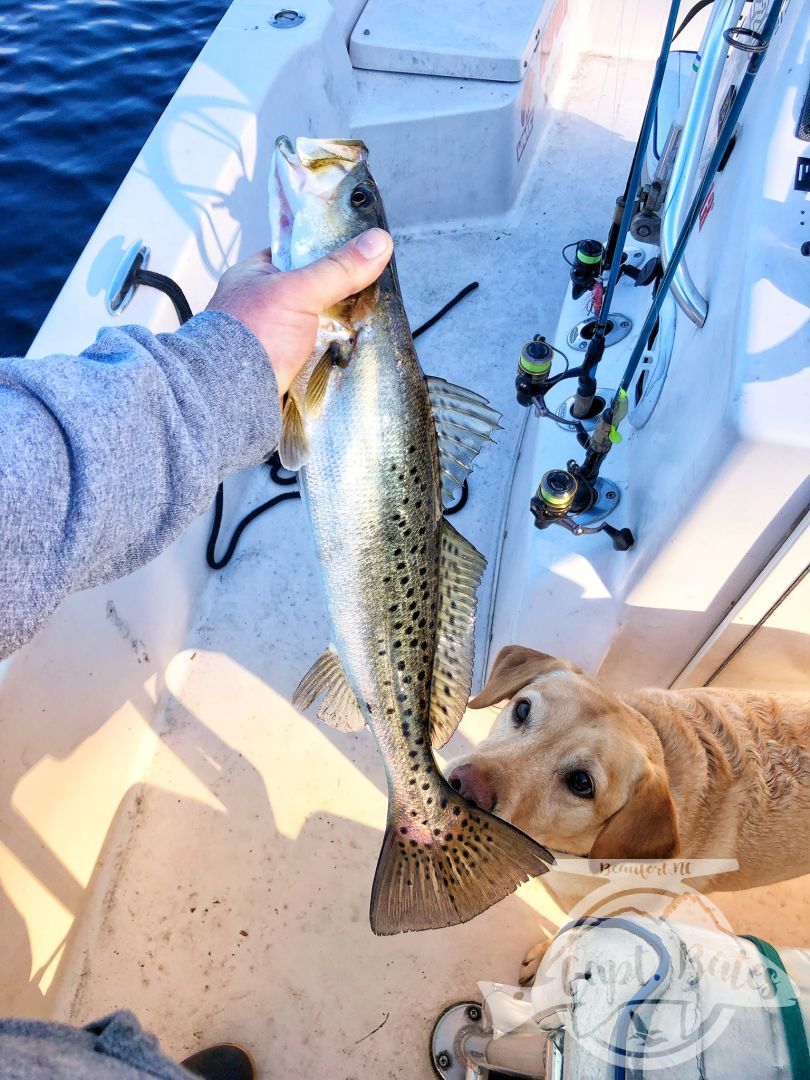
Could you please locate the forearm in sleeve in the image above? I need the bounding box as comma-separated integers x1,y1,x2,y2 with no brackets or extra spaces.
0,311,281,657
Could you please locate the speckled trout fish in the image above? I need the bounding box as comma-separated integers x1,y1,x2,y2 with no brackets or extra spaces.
269,136,552,934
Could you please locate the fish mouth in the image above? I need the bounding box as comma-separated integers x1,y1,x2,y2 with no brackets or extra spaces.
270,135,370,270
273,135,367,193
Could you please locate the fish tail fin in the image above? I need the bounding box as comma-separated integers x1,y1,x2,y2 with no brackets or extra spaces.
369,777,554,935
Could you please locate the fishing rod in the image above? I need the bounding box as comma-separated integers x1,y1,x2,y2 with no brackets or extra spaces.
569,0,683,422
576,0,784,492
515,0,783,551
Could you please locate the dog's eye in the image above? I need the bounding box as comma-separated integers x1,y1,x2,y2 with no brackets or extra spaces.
350,185,372,208
513,698,531,726
566,770,594,798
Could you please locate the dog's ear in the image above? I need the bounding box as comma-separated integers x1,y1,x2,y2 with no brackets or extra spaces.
468,645,580,709
589,767,680,860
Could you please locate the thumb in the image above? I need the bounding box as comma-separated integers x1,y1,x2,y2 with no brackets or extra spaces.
286,228,393,313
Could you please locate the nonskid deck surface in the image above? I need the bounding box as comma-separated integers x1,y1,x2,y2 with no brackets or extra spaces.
55,56,810,1076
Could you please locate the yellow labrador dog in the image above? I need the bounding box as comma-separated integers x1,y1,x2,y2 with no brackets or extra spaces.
447,646,810,979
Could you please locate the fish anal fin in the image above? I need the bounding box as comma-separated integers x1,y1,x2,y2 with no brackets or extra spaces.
278,395,309,471
292,648,366,732
369,777,554,935
429,519,486,748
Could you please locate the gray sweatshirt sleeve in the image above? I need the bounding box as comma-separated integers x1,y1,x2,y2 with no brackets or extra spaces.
0,310,281,658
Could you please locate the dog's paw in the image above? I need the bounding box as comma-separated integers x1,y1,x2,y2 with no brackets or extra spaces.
519,939,551,986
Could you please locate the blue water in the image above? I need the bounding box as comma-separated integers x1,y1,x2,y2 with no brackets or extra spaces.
0,0,230,358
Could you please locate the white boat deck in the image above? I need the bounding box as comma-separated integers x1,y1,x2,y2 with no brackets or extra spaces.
26,51,807,1076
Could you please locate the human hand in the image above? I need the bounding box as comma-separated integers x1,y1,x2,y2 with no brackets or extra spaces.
206,228,393,396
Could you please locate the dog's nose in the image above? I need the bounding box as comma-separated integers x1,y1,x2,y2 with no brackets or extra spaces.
448,764,497,812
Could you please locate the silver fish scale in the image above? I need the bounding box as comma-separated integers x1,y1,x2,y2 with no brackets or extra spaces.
300,293,446,807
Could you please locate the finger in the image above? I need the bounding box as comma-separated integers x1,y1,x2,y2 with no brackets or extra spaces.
285,228,393,312
242,247,276,269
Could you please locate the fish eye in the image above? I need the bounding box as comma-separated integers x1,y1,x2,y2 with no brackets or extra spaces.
565,770,594,799
513,698,531,726
350,185,372,208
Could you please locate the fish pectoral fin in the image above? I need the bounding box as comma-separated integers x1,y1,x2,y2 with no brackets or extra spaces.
429,519,486,748
425,376,502,506
291,647,366,732
278,395,309,471
304,348,335,417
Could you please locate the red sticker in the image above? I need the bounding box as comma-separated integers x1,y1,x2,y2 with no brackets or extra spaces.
699,182,715,230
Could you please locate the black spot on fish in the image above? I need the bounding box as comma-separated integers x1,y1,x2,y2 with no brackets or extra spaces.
452,807,461,816
400,827,407,834
401,723,411,735
422,783,430,790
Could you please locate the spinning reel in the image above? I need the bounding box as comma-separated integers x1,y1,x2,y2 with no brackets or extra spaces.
530,467,634,551
515,333,635,551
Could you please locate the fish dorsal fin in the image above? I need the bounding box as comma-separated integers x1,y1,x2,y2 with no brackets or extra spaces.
292,648,366,732
429,519,486,748
425,376,502,503
278,395,309,471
